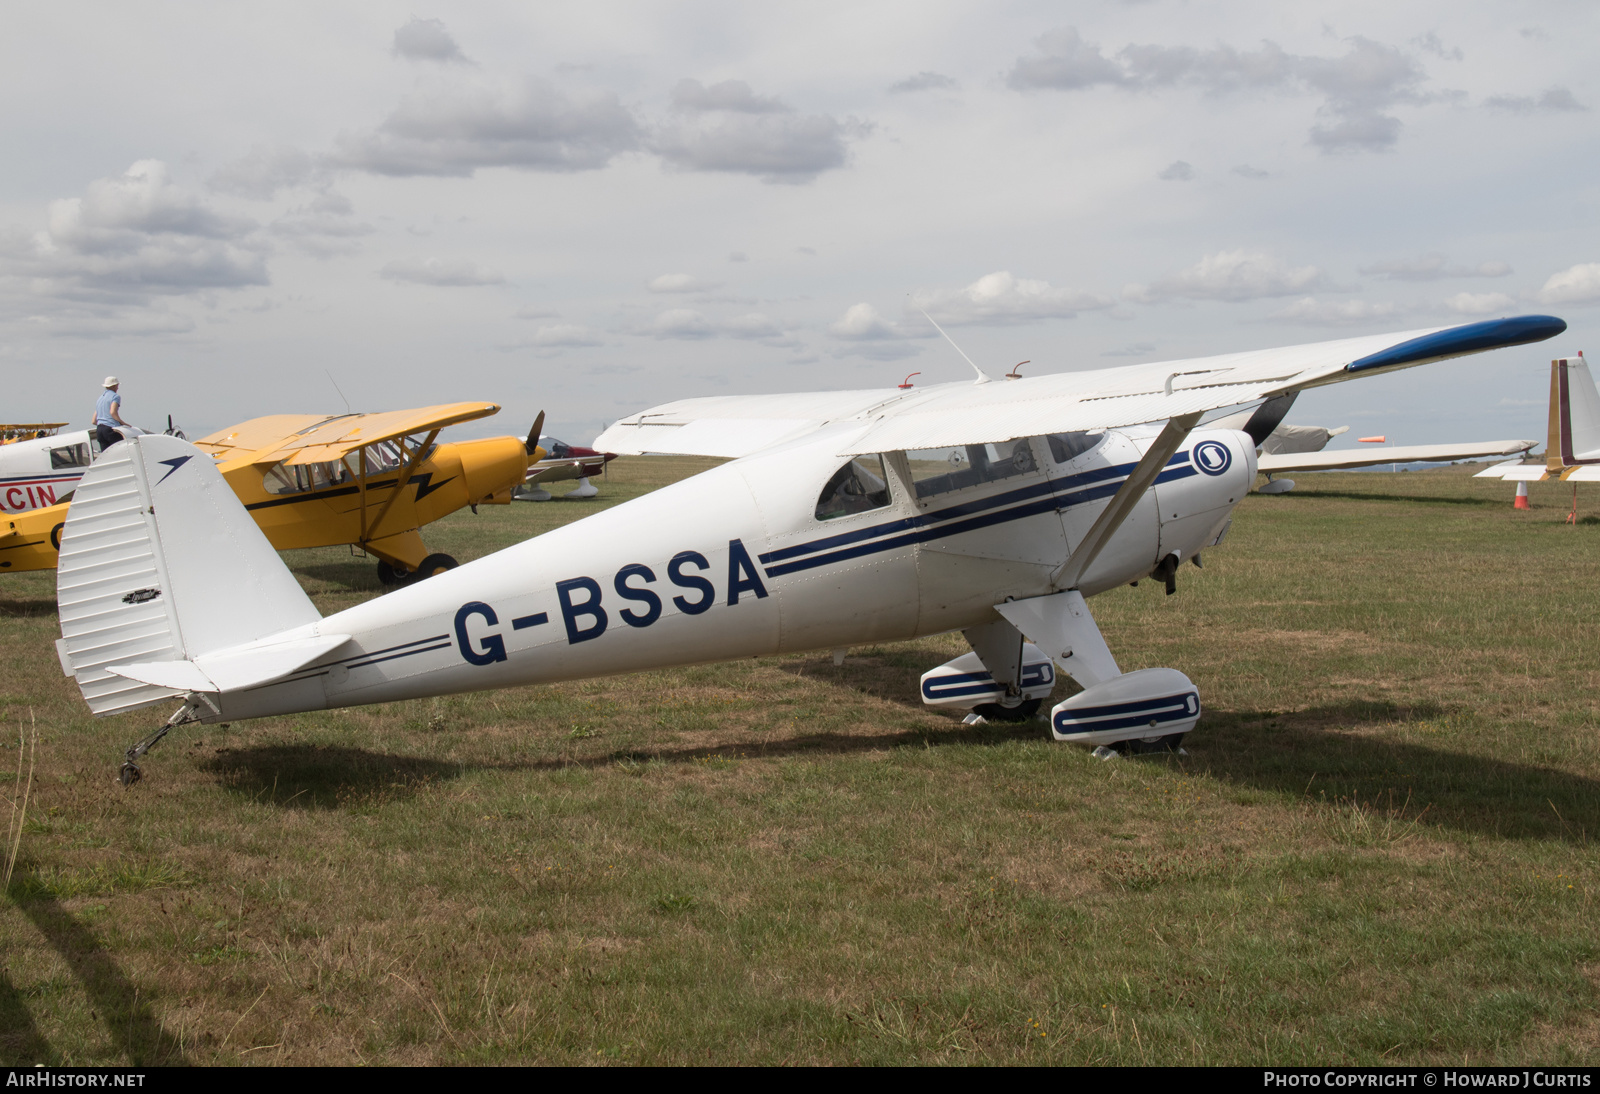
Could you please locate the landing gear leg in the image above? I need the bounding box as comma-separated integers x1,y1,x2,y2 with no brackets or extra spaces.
119,695,210,787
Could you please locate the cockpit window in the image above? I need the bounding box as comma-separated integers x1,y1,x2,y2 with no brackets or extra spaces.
1047,431,1104,465
49,443,91,469
815,455,892,521
907,440,1038,499
263,459,353,496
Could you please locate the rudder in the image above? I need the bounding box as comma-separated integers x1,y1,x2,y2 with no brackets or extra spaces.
56,435,321,716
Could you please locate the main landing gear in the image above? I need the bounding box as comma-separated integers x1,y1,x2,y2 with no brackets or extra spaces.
376,553,459,587
920,590,1202,755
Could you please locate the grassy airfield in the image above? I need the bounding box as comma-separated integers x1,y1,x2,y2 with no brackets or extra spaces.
1,458,1598,1066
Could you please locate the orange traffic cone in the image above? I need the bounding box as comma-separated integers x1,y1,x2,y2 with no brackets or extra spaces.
1514,481,1530,510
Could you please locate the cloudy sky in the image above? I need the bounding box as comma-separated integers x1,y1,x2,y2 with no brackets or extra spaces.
2,1,1595,447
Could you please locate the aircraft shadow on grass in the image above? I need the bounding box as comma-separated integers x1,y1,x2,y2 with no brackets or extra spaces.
198,663,1600,846
291,561,385,593
0,596,58,618
1,891,188,1066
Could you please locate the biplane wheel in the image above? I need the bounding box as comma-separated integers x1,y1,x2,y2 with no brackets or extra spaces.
376,560,407,587
972,698,1041,724
412,553,459,581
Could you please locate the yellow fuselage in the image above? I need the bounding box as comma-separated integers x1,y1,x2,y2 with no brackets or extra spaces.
217,435,530,569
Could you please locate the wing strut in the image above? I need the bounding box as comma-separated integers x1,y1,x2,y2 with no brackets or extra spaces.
1052,412,1202,590
362,427,443,548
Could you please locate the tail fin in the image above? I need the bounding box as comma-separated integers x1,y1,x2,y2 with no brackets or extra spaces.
1548,353,1600,471
56,435,321,716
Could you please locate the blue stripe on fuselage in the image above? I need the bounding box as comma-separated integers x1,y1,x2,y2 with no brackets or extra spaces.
761,449,1206,579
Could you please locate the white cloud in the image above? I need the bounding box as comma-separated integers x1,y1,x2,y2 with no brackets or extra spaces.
1484,87,1586,114
1007,29,1439,153
723,313,783,339
829,302,903,340
378,257,505,286
392,18,471,65
1131,250,1327,303
648,272,718,293
912,271,1113,325
670,79,788,114
1443,291,1517,315
1232,165,1270,179
208,145,320,200
1267,297,1407,326
1158,160,1195,181
650,308,716,339
1360,254,1512,281
1539,263,1600,306
1411,33,1463,61
530,323,602,346
889,72,959,94
654,112,864,184
0,160,266,322
269,191,373,257
646,308,784,341
335,78,641,177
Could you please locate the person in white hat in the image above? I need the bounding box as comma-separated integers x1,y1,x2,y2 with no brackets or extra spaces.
94,376,128,450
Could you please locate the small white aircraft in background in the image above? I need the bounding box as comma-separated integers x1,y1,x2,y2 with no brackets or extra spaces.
1211,405,1536,494
0,419,178,514
50,315,1565,784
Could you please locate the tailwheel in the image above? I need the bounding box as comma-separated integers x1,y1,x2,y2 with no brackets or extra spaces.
413,553,458,581
972,698,1042,724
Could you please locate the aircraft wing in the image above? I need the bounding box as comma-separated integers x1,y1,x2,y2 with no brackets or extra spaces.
596,317,1565,459
209,403,501,466
595,388,912,457
1258,440,1536,473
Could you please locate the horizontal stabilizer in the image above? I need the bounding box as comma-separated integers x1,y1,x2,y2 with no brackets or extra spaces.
106,660,214,692
1475,463,1549,481
104,633,352,694
195,633,351,692
1259,440,1534,473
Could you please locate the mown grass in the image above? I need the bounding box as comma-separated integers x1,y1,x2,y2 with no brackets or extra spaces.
1,461,1598,1065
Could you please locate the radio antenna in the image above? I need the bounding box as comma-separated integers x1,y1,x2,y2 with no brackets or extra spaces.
325,370,352,414
911,300,993,384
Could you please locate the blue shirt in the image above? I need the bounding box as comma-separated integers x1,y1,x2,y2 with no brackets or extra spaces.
95,389,121,426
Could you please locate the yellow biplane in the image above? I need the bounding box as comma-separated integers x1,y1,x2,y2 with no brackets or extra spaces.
3,403,548,582
192,403,546,584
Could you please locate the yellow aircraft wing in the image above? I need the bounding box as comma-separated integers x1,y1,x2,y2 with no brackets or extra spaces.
195,404,503,465
266,403,501,465
195,414,353,457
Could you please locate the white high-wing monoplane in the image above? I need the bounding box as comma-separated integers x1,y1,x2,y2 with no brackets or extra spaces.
1209,407,1536,494
52,316,1565,783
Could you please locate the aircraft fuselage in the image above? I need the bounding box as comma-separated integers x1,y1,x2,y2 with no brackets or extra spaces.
211,425,1255,722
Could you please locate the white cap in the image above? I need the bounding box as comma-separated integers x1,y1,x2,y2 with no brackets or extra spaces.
103,376,119,388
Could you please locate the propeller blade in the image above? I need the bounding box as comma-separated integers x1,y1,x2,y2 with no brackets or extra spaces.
525,411,546,456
